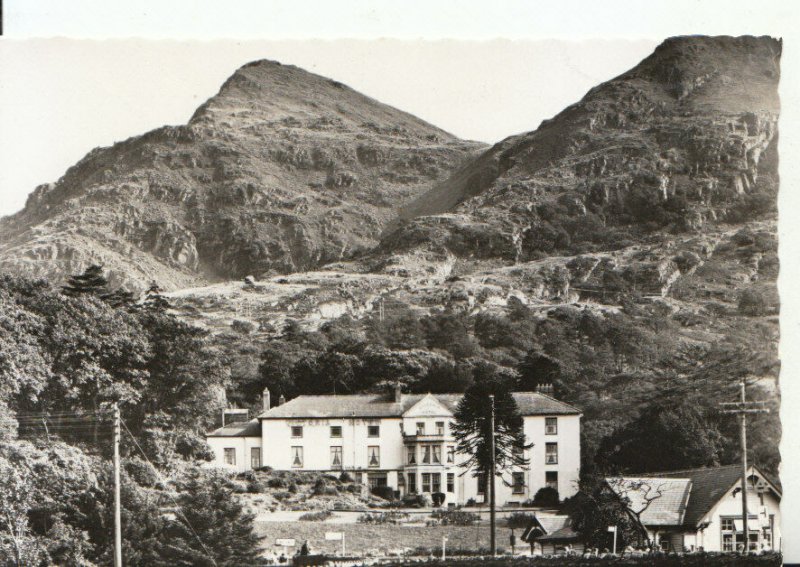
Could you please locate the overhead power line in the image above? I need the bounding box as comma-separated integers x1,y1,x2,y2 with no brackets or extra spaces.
118,417,219,567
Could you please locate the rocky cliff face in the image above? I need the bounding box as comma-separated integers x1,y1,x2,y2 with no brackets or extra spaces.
0,60,485,290
384,36,780,265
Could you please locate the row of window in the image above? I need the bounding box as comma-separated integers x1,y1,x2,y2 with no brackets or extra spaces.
223,442,557,469
223,447,261,468
222,447,559,495
403,471,558,495
404,472,454,493
407,445,455,465
720,516,774,552
288,417,560,439
291,446,380,468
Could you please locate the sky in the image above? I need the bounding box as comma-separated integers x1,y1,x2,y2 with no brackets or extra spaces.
0,38,658,218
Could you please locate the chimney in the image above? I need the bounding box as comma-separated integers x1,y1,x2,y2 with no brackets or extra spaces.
394,382,402,403
278,394,286,406
262,388,271,412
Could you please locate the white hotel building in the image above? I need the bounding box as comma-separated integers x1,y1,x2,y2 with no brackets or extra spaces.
206,386,582,506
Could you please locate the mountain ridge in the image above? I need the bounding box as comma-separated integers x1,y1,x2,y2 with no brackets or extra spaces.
0,58,485,290
383,35,780,265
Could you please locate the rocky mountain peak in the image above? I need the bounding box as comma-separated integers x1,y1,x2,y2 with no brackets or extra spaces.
0,59,485,291
385,35,780,267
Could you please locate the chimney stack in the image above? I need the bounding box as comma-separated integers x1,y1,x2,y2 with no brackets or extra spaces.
278,394,286,406
394,382,402,403
262,388,271,412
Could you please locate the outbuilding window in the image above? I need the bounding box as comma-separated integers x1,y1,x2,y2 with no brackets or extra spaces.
224,448,236,466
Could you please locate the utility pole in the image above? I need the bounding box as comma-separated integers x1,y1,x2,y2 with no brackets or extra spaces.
720,381,769,554
489,394,497,557
113,402,122,567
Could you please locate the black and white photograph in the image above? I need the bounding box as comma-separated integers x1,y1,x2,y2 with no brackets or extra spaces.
0,2,797,566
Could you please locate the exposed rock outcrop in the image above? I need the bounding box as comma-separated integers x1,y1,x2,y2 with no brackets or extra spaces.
384,36,780,264
0,60,485,291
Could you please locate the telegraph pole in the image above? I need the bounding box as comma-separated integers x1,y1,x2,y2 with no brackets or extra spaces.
720,381,769,554
113,402,123,567
489,394,497,557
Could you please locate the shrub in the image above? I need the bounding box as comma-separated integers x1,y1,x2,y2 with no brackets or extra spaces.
401,493,428,508
739,288,769,316
124,458,159,488
246,479,266,493
231,319,257,334
339,471,353,483
298,510,333,522
430,508,480,526
371,485,396,501
506,511,536,529
357,511,409,524
531,486,560,507
267,477,287,489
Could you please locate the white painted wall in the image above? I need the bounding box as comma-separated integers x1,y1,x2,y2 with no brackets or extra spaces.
207,407,581,507
260,417,404,471
694,475,781,552
206,435,262,473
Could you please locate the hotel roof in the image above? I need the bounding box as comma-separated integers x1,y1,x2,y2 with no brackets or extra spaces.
258,391,581,419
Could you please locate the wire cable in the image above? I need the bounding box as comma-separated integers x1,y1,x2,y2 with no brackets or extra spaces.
118,417,219,567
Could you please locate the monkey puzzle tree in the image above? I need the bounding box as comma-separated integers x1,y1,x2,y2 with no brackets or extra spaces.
453,376,531,555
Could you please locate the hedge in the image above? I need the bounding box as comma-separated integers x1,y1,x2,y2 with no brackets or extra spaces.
378,552,782,567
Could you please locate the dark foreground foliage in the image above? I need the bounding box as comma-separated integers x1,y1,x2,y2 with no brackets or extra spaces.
0,273,262,566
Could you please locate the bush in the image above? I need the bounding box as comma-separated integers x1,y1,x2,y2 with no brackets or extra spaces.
357,511,409,524
371,485,396,500
124,458,160,488
506,511,536,529
377,552,782,566
339,471,353,483
298,510,333,522
231,319,257,334
532,486,560,507
267,477,287,489
401,493,428,508
430,508,480,526
246,479,266,493
312,478,329,495
738,288,769,316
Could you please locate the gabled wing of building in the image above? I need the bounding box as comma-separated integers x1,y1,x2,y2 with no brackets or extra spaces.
656,464,780,527
605,477,693,527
